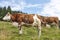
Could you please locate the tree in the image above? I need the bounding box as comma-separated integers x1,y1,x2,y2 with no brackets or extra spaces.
0,7,2,20
0,7,7,20
0,7,2,16
1,7,7,16
0,7,2,13
7,6,11,13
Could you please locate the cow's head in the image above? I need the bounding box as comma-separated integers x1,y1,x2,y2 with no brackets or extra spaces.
3,12,11,21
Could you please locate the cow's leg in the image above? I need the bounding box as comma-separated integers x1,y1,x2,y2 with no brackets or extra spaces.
37,26,41,38
18,24,23,34
37,20,41,37
56,23,59,29
54,21,59,29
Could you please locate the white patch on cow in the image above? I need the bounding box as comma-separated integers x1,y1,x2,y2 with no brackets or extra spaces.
12,22,18,27
52,22,56,25
46,24,50,28
33,15,38,25
33,14,41,37
3,15,11,20
33,14,41,26
19,29,23,34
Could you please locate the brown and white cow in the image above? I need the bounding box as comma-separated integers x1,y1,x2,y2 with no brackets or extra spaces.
3,12,42,37
41,16,59,29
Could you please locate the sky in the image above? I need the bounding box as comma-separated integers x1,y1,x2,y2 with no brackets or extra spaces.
0,0,60,20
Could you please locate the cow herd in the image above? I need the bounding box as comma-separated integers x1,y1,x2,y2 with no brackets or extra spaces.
3,12,59,38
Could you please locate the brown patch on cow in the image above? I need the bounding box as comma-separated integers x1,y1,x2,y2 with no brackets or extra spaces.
10,14,35,24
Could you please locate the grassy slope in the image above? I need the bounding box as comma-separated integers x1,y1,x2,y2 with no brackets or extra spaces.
0,21,60,40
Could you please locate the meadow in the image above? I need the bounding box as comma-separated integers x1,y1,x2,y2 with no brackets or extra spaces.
0,21,60,40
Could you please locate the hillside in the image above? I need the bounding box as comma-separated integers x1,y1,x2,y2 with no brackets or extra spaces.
0,21,60,40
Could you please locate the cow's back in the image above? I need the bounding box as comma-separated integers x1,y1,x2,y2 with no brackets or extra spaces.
23,14,34,24
11,14,25,22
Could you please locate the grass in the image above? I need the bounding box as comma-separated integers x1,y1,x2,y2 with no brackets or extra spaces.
0,21,60,40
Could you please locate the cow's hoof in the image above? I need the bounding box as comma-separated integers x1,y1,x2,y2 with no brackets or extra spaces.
19,31,23,34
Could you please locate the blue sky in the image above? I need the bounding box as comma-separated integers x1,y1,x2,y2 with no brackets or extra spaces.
0,0,60,20
0,0,50,14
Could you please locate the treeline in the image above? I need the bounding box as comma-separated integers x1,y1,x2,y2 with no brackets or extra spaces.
0,6,27,20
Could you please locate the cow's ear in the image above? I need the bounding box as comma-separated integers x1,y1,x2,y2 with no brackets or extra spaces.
7,12,10,15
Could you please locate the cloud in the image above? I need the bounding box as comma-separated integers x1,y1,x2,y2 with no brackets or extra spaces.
0,0,27,11
0,0,42,11
41,0,60,20
25,4,41,8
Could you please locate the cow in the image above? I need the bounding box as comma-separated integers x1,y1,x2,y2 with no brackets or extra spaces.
3,12,42,37
41,16,59,29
